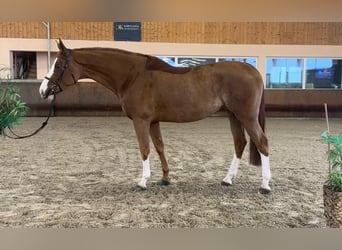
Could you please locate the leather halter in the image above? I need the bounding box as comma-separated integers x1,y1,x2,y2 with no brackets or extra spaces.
44,52,77,96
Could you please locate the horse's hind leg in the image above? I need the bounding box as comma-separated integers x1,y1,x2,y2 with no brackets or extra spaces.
150,122,170,185
242,119,271,193
222,113,247,186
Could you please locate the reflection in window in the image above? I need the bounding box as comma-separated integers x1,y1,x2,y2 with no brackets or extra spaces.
157,56,216,67
157,56,258,68
306,58,342,89
157,56,178,67
177,57,216,67
266,58,304,88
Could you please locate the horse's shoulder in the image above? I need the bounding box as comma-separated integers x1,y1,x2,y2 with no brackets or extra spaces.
145,56,191,74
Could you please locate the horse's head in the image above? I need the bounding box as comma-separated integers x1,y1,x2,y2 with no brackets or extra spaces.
39,39,78,100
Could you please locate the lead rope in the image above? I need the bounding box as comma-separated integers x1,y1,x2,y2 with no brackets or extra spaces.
5,94,56,139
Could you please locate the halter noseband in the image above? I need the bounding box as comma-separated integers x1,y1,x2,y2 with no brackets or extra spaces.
44,52,77,96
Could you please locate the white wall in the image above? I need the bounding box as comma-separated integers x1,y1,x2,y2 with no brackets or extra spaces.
1,38,342,84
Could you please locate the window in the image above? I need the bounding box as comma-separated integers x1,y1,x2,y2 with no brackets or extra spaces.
218,57,257,68
158,56,217,67
157,56,178,67
12,51,37,79
266,58,304,89
177,57,216,67
306,58,342,89
157,56,342,90
157,56,258,68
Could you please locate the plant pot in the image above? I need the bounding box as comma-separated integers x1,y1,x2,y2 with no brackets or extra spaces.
323,184,342,228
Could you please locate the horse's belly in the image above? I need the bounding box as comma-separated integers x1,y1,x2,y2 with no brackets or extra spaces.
157,98,223,123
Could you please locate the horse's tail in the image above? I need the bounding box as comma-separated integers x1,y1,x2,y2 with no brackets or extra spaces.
249,89,265,166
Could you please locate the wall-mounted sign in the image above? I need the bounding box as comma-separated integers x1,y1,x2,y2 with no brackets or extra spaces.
114,22,141,42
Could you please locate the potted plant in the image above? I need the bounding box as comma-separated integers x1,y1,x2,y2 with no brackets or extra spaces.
322,130,342,228
0,67,29,137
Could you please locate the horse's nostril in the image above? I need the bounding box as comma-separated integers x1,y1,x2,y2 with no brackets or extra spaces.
40,90,47,99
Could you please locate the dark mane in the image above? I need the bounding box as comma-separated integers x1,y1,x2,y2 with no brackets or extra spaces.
74,47,191,74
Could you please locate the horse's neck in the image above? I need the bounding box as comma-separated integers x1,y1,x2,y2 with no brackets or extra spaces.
75,50,142,96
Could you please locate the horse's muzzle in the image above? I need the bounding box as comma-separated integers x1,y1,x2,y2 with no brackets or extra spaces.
40,88,55,101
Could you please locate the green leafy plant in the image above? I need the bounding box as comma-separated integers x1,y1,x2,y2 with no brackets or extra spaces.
0,70,29,137
322,131,342,192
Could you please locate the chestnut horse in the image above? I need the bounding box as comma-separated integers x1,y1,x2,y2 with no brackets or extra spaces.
39,39,271,193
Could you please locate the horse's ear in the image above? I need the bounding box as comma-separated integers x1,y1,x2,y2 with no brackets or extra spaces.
57,38,68,53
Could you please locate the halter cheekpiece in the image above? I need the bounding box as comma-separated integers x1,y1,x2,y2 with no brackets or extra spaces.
44,52,77,96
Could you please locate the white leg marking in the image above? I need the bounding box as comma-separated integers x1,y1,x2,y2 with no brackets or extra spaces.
39,58,57,99
260,153,271,191
138,155,151,189
223,153,240,185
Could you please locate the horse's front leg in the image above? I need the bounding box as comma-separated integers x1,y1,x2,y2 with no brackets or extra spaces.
150,122,170,185
132,118,151,190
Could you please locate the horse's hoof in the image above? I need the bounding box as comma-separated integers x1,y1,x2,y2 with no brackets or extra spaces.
221,181,232,186
160,179,170,186
259,187,271,195
133,185,147,192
